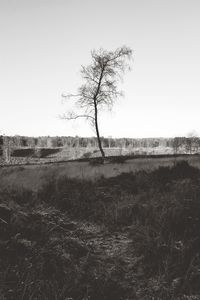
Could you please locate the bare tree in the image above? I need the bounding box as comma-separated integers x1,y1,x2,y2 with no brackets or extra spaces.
186,131,199,153
61,46,133,161
3,136,14,163
173,137,185,154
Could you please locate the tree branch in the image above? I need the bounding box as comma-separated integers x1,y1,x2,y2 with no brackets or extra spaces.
60,112,95,121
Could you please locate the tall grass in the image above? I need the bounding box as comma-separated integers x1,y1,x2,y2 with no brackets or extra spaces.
1,161,200,299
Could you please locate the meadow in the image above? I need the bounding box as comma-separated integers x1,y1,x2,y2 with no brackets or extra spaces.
0,154,200,192
1,157,200,299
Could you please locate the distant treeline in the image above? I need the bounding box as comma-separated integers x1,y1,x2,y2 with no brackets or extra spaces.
0,135,173,148
0,135,200,153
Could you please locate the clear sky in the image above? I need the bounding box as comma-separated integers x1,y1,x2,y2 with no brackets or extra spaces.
0,0,200,138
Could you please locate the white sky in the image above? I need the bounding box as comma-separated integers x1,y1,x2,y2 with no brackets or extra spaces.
0,0,200,138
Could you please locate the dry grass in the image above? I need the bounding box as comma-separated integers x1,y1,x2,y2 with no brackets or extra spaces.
1,161,200,299
0,155,200,192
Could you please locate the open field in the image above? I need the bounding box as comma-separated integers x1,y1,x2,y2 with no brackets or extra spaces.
0,154,200,192
1,160,200,299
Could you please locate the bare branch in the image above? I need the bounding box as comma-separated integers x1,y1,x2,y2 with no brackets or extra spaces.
60,111,95,121
61,93,80,99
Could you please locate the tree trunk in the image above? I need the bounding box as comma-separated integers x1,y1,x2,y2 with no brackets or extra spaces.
94,101,105,161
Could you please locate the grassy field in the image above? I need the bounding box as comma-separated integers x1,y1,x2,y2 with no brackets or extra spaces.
0,154,200,192
1,160,200,299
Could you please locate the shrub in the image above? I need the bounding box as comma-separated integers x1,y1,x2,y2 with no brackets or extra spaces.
82,151,92,159
12,148,35,157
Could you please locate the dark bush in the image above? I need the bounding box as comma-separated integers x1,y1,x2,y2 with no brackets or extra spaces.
12,148,35,157
38,147,61,158
82,151,92,158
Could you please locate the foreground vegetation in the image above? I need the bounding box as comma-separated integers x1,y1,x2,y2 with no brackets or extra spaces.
1,161,200,299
